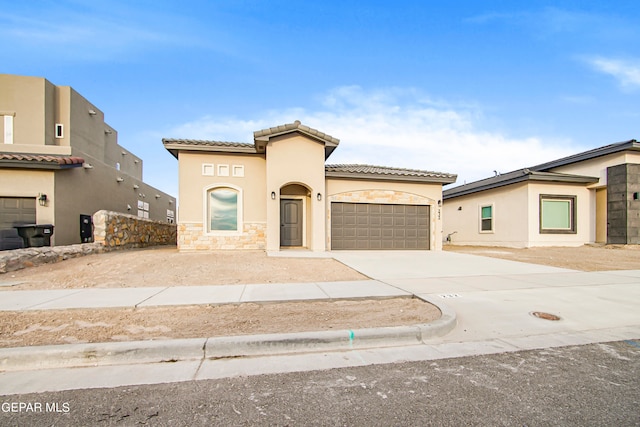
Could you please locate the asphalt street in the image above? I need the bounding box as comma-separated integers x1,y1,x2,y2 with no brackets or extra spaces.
2,340,638,426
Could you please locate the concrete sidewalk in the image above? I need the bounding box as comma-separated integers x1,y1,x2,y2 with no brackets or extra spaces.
0,280,408,311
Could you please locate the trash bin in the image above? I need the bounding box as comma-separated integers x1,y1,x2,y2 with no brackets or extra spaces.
0,228,24,250
14,224,54,247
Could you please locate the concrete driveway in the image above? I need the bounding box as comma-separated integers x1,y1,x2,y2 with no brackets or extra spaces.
333,251,640,346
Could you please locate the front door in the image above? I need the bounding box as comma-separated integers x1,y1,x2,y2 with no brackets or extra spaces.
280,199,303,247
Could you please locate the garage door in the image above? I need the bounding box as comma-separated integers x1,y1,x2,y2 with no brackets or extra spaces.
0,197,36,229
331,202,430,250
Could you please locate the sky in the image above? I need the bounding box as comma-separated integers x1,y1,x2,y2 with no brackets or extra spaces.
2,0,639,198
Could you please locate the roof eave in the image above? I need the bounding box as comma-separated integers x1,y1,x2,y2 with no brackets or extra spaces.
443,173,599,200
326,171,457,184
163,142,258,159
0,160,83,170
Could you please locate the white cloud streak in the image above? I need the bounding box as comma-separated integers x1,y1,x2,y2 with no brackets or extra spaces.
0,3,204,61
167,86,576,187
586,57,640,90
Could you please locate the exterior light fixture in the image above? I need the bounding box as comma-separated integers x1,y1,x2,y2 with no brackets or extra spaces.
271,191,276,200
437,200,442,207
38,194,48,206
317,193,322,201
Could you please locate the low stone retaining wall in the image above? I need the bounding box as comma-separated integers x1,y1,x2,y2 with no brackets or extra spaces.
0,211,177,274
93,210,177,249
0,243,105,274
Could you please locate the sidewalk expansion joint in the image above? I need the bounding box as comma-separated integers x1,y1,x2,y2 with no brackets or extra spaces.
134,286,170,308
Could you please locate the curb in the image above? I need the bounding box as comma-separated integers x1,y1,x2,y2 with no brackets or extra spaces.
0,299,456,372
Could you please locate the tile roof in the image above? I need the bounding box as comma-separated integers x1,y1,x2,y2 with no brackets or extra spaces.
162,139,257,158
326,164,457,183
254,120,340,145
0,153,85,169
162,139,255,149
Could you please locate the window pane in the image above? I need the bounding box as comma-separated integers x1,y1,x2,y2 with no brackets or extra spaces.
481,206,492,219
481,218,492,231
210,188,238,231
542,200,570,229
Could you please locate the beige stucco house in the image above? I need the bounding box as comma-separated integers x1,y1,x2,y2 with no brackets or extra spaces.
443,140,640,248
0,74,176,247
164,121,456,252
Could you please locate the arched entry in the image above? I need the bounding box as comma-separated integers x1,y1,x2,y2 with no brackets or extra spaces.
280,183,310,247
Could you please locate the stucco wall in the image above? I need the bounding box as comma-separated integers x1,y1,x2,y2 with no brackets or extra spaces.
525,182,594,247
175,151,266,251
549,152,640,188
443,181,595,248
266,134,326,251
327,178,444,250
53,153,175,246
0,74,48,146
443,183,529,247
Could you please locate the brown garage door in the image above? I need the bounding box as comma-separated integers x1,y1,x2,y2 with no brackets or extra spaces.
0,197,36,229
331,202,430,250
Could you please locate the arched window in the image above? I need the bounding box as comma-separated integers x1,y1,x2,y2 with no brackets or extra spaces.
208,187,240,232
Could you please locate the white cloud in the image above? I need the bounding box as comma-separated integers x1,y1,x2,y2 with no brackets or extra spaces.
166,86,577,187
0,3,205,61
586,57,640,90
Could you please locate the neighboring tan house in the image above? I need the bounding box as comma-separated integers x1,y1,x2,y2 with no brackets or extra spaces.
0,74,176,247
443,139,640,248
163,121,457,252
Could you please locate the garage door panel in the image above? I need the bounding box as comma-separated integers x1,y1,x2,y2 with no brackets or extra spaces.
0,197,36,230
331,202,430,250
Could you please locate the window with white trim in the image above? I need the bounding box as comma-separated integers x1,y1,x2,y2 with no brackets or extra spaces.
208,187,240,232
540,195,576,234
479,204,493,232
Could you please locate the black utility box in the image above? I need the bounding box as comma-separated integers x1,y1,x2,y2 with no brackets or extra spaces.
80,214,93,243
14,224,54,247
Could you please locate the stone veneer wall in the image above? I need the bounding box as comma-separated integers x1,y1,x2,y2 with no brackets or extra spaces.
0,211,177,274
327,190,435,248
178,222,266,251
93,210,177,249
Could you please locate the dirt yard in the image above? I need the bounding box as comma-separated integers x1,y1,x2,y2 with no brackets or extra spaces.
2,247,368,291
444,244,640,271
1,244,638,348
0,298,438,348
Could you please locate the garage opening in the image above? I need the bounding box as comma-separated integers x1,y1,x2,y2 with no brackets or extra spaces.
331,202,430,250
